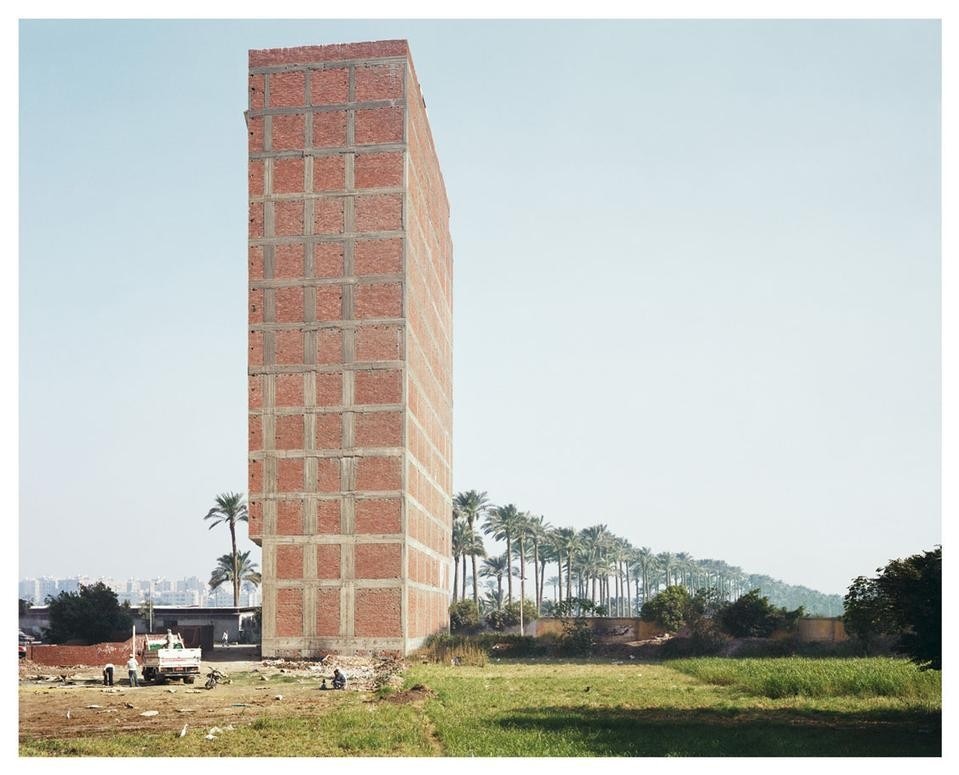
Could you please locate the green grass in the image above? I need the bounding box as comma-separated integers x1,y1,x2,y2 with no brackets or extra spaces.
666,657,942,700
20,658,941,757
411,660,940,756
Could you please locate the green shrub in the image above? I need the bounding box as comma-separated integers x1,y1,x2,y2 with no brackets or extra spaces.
555,618,594,656
716,590,803,638
659,618,731,658
480,633,544,658
419,633,545,660
448,600,481,633
485,600,538,631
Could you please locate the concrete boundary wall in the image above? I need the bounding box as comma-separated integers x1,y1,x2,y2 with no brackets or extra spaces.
532,618,667,641
533,617,848,643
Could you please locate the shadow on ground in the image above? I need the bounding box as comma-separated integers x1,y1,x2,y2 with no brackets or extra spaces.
204,645,260,663
493,705,941,756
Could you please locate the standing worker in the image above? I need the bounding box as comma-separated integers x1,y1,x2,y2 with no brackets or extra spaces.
222,631,229,647
102,662,114,686
127,654,139,687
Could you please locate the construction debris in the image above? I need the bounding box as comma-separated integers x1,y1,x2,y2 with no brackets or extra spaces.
259,654,405,691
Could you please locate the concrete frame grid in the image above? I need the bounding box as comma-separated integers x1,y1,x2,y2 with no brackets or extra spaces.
246,40,453,657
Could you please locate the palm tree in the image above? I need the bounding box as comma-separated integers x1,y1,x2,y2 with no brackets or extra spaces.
481,586,503,614
203,492,249,606
453,491,491,608
546,575,561,604
209,550,261,599
462,526,487,601
552,527,579,602
635,547,655,604
657,551,675,589
482,504,524,606
675,552,694,589
609,538,630,616
515,512,532,634
480,554,510,610
580,524,612,607
526,514,550,614
452,519,471,602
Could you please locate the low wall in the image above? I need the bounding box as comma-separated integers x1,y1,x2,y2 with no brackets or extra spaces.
797,617,847,642
532,617,846,644
533,617,666,641
26,638,137,667
25,625,218,666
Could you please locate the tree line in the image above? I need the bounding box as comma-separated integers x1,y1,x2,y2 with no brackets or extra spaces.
451,489,843,618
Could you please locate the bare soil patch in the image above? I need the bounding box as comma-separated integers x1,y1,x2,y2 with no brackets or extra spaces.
383,683,435,704
19,654,406,742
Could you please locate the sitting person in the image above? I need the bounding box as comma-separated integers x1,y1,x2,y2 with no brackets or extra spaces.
332,668,347,690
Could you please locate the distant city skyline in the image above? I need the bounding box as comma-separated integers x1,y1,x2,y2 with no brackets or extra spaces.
17,574,262,608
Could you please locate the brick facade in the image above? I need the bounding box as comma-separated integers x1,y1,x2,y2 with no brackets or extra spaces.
247,40,452,656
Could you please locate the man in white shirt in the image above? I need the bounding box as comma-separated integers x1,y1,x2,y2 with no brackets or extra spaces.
126,655,139,687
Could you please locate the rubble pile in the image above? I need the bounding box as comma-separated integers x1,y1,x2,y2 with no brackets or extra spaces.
259,654,405,691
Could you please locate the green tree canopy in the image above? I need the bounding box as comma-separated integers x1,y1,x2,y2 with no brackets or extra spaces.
45,582,133,644
844,547,941,669
716,589,803,638
640,585,693,631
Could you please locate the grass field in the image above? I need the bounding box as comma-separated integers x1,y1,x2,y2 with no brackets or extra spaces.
667,657,942,700
20,657,940,757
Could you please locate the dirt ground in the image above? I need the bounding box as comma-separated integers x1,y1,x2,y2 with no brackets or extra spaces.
19,651,406,742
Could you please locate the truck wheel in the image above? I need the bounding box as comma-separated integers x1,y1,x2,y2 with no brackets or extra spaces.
184,676,195,684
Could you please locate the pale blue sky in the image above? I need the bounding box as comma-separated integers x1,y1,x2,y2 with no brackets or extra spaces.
19,20,940,594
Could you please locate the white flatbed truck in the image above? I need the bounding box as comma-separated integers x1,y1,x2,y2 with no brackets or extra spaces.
139,634,201,684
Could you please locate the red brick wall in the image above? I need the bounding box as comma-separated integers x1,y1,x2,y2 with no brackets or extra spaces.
249,40,451,655
403,54,453,639
27,642,134,667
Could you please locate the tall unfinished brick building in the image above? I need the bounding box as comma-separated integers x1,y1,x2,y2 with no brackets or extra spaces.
246,40,452,656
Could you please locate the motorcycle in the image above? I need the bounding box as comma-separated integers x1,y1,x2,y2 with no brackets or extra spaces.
204,668,231,690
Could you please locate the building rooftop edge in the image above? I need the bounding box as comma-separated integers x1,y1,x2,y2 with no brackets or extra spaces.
249,39,409,67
